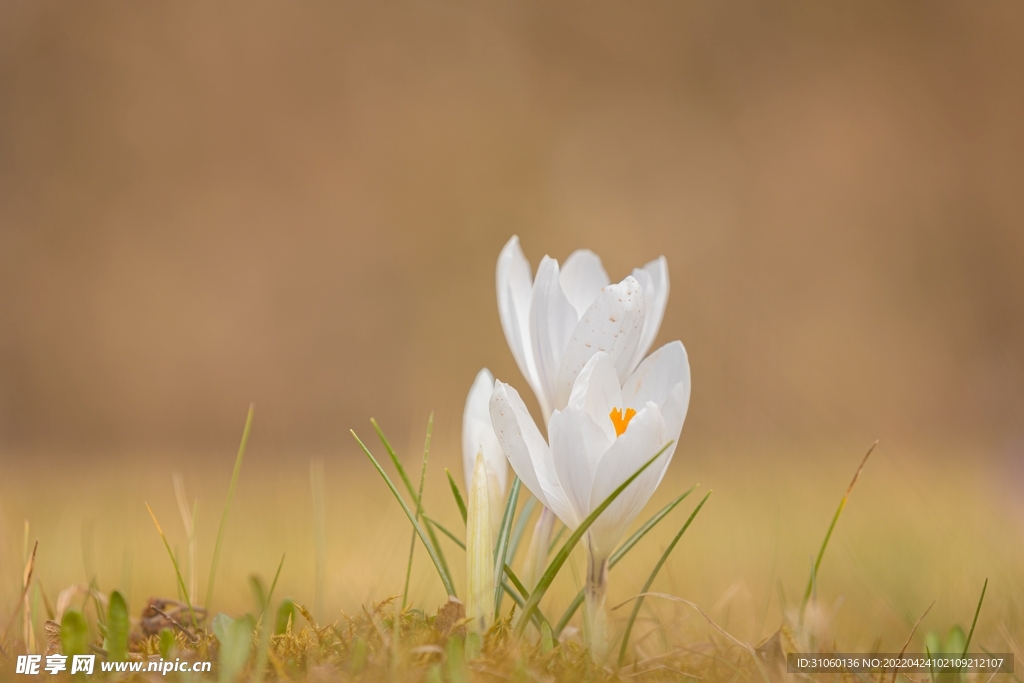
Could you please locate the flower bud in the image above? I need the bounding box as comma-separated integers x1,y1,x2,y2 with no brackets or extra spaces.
466,452,495,631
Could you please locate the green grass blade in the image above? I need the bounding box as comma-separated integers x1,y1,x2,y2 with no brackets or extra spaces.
501,563,527,598
371,418,417,500
425,514,531,602
372,419,453,587
446,469,468,526
265,554,285,615
507,496,537,564
205,404,254,610
145,502,197,628
493,477,522,615
351,430,456,597
612,485,697,565
403,414,434,610
505,591,545,630
499,563,548,628
800,442,875,619
421,514,473,582
423,513,547,627
554,593,584,638
423,521,452,591
962,577,988,656
546,525,566,555
250,575,268,611
554,484,697,636
514,440,674,636
617,491,712,665
499,581,526,610
424,515,464,549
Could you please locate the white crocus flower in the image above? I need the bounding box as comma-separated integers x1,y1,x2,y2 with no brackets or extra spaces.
490,342,690,657
496,235,669,423
462,368,508,535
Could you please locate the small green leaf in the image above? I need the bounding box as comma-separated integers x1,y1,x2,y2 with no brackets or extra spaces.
218,614,255,683
445,634,467,683
106,591,129,661
212,612,234,644
60,610,89,658
158,628,176,660
424,664,443,683
349,637,368,675
540,621,554,654
465,632,482,660
946,625,966,656
275,599,296,635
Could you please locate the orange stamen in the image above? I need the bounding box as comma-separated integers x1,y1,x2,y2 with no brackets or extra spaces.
609,407,637,437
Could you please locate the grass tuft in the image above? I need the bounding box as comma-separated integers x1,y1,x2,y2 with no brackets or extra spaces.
205,404,255,612
403,414,434,610
351,429,457,597
617,490,712,666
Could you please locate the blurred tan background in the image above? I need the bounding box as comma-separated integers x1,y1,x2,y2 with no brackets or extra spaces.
2,1,1023,458
1,1,1024,648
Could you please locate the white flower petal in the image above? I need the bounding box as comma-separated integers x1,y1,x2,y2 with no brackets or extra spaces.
587,403,674,561
621,343,690,502
658,382,690,447
629,256,669,373
559,249,610,320
567,352,621,445
529,256,578,418
554,276,646,410
645,382,688,502
462,368,507,495
621,341,690,415
548,406,609,528
489,381,575,523
496,236,543,402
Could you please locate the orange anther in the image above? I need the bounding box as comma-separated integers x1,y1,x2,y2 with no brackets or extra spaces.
609,407,637,437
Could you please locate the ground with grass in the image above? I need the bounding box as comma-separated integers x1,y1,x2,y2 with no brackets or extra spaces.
1,421,1021,681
